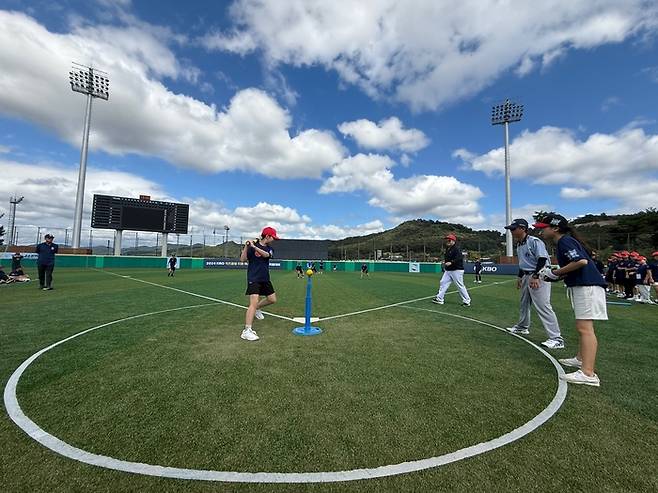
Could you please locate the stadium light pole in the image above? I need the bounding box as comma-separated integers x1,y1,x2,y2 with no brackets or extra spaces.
69,63,109,249
491,99,523,258
8,195,24,246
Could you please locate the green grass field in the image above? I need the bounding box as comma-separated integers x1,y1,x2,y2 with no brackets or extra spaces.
2,268,657,492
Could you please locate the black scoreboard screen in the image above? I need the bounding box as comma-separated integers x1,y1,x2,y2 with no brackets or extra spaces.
91,194,189,234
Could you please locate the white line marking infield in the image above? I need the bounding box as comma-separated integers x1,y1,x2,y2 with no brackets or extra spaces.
4,294,568,484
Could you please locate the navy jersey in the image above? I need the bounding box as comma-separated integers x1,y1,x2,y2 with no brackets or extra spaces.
247,242,273,282
556,236,606,288
168,257,177,267
361,263,368,271
474,261,482,273
649,261,658,280
11,254,23,271
636,264,649,282
35,242,58,265
443,244,464,270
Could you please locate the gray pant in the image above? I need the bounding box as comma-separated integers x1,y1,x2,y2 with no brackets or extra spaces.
516,275,562,340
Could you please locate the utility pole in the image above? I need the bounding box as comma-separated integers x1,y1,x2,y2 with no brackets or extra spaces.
8,196,24,246
224,225,230,259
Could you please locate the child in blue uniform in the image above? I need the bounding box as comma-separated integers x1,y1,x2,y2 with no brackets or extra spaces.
239,226,279,341
534,213,606,387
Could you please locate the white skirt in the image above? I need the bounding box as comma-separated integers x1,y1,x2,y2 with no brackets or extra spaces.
567,286,608,320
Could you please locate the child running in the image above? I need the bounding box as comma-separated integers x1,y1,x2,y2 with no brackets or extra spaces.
239,226,279,341
534,213,606,387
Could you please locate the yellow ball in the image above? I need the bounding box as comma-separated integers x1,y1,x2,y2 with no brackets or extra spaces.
306,269,314,276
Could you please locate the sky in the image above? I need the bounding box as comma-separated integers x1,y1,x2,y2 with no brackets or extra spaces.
1,0,657,244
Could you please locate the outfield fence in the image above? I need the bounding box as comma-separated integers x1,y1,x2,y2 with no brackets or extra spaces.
0,254,525,275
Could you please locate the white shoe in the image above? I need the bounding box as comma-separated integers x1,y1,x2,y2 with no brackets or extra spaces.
506,326,530,335
255,309,265,320
240,328,259,341
558,356,582,368
560,370,600,387
541,338,565,349
431,297,444,305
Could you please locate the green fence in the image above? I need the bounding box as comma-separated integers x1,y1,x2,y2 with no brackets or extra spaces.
7,255,443,273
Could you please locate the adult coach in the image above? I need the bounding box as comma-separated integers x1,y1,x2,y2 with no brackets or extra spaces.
36,233,58,290
504,219,564,349
433,233,470,306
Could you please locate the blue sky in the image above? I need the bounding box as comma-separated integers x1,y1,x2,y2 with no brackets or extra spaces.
1,0,657,243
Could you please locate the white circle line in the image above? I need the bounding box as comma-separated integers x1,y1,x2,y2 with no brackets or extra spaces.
4,303,568,483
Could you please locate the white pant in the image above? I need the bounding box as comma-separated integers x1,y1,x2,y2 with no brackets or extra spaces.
638,284,651,302
436,270,471,303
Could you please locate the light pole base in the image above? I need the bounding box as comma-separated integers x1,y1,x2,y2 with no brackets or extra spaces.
292,326,322,336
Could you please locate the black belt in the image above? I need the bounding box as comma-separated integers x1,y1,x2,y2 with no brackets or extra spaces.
522,270,535,275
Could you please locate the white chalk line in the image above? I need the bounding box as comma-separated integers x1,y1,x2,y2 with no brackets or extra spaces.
4,291,567,484
317,279,513,322
102,270,297,323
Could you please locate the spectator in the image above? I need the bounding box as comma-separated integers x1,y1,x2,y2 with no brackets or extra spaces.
36,234,58,290
0,264,14,284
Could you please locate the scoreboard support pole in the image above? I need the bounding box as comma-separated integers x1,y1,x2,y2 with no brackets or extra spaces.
161,233,168,257
114,230,123,256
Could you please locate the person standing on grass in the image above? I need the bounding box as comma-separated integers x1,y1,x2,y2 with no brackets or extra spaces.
168,254,177,277
534,213,606,387
433,233,470,306
239,226,279,342
474,258,483,283
35,234,58,291
635,257,653,304
360,262,370,278
650,251,658,302
504,218,564,350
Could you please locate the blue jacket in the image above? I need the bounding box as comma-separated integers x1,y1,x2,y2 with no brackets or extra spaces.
36,242,58,266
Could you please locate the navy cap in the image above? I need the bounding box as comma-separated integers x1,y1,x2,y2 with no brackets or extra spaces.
533,213,568,229
504,218,529,230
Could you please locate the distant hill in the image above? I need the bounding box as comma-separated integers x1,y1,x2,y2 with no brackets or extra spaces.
329,219,504,261
81,210,657,261
569,209,657,254
117,241,242,258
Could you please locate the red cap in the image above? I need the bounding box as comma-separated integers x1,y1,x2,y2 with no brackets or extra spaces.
444,233,457,241
652,251,658,257
261,226,279,240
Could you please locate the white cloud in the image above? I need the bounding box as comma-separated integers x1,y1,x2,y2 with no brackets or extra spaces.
455,125,658,211
0,11,345,179
601,96,621,112
320,153,484,224
338,117,429,153
202,0,658,111
0,159,384,243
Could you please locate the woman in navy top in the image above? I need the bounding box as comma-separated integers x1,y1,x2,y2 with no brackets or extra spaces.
534,213,606,388
238,226,279,341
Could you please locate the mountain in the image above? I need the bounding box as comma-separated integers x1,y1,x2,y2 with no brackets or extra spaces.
328,219,504,261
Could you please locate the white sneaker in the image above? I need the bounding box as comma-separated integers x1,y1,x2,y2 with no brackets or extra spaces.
506,326,530,335
558,356,582,368
255,309,265,320
240,328,259,341
541,338,565,349
560,370,600,387
431,298,444,305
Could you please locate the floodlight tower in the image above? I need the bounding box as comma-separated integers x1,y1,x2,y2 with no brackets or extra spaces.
491,99,523,257
8,195,24,246
69,63,110,249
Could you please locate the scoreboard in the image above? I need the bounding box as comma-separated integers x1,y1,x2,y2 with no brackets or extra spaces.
91,194,189,234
